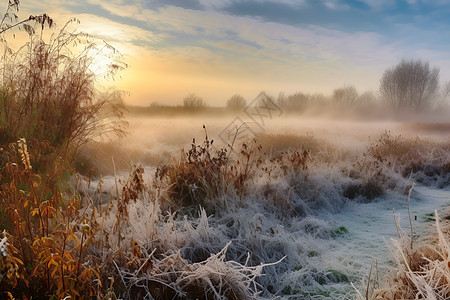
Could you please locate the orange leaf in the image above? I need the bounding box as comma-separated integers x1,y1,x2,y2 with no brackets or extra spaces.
80,269,91,280
70,286,80,297
67,233,78,244
11,256,24,266
51,266,58,277
64,252,73,261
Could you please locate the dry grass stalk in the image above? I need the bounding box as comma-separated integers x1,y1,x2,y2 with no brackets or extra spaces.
370,210,450,299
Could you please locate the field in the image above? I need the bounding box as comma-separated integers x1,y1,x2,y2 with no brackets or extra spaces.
16,112,446,299
0,4,449,298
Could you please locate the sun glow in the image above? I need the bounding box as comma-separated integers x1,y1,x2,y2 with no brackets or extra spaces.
88,50,114,78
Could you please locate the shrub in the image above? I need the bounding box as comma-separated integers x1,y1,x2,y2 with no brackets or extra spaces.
226,94,246,111
155,130,229,211
332,85,359,105
155,127,263,212
0,18,127,169
367,131,410,161
0,139,99,298
182,93,206,110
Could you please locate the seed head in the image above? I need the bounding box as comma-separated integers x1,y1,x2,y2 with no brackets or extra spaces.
17,138,32,171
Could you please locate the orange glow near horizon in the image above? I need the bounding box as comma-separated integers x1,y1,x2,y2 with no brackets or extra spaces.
116,49,382,107
11,0,450,108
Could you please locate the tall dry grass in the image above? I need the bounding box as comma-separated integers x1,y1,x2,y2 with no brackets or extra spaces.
358,210,450,300
154,127,266,214
0,138,278,299
0,4,278,298
0,18,127,168
0,1,128,298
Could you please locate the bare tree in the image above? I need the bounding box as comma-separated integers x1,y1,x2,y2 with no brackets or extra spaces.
435,80,450,109
226,94,246,111
183,93,206,109
357,90,377,105
380,58,439,111
332,85,359,105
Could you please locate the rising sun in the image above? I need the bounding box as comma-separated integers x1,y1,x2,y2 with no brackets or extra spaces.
87,41,126,79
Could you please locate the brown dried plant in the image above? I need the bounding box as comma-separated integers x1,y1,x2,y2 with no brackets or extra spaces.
0,139,101,298
155,126,264,213
0,6,127,168
0,0,127,298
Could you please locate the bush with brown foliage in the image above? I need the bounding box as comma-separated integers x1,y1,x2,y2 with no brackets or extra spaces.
0,14,127,169
154,127,265,213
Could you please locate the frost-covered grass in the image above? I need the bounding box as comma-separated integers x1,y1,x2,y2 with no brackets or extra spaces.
98,128,449,298
2,120,450,298
362,210,450,300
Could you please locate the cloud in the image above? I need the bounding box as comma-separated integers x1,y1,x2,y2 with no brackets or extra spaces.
74,14,165,53
84,0,145,19
143,6,397,64
152,0,204,10
17,0,450,105
27,0,399,68
197,0,308,10
356,0,395,10
323,0,350,10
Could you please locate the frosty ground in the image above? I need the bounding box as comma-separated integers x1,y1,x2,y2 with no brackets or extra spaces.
75,116,450,299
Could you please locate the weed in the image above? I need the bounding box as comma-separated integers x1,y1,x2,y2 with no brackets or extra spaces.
344,180,384,201
330,226,349,238
155,126,263,213
369,211,450,299
0,139,99,298
0,14,127,168
307,251,319,257
155,129,229,211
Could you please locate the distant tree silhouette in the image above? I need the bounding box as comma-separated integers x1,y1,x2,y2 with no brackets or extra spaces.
183,93,206,109
356,91,377,105
380,58,439,111
226,94,246,111
332,85,358,105
284,92,309,111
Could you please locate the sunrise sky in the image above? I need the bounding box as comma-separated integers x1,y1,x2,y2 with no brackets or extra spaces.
14,0,450,106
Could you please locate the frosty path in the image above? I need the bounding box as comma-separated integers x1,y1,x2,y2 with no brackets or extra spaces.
311,185,450,299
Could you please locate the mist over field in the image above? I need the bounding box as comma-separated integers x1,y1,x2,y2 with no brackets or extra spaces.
74,106,450,299
80,105,450,176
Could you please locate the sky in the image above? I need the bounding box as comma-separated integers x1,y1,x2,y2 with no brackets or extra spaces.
10,0,450,106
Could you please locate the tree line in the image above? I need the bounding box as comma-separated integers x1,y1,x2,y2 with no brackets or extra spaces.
163,58,449,114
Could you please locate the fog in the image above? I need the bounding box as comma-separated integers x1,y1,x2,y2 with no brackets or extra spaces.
78,110,450,176
70,104,450,299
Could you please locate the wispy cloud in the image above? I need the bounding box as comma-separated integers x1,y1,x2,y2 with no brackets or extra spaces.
196,0,308,10
13,0,450,104
356,0,395,10
322,0,350,10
